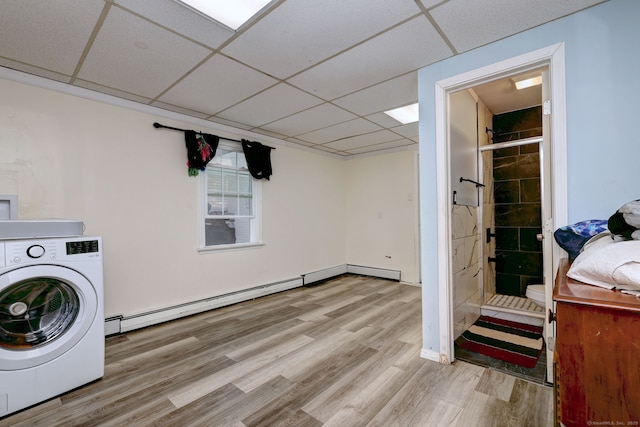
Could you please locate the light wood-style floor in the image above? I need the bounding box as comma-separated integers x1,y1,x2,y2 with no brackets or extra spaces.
1,274,554,426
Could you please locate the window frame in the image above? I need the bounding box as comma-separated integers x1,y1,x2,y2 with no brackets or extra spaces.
199,141,263,252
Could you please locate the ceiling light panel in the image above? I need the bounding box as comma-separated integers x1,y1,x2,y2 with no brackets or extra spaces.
384,103,419,124
176,0,272,30
514,75,542,90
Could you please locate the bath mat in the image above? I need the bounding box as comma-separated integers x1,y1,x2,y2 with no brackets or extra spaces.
456,316,544,368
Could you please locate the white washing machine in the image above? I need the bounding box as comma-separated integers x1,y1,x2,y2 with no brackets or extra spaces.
0,236,104,418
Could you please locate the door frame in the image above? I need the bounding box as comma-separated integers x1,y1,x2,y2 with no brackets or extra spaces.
434,43,568,366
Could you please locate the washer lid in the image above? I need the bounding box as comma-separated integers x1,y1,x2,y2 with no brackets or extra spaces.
0,265,98,370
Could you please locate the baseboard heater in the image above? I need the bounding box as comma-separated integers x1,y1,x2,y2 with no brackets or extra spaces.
105,264,401,335
301,264,401,286
109,276,303,335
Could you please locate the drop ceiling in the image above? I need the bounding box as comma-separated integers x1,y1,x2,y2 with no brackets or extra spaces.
0,0,607,156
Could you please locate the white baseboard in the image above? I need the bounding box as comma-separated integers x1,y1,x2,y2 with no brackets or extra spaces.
107,264,404,335
301,265,348,285
116,277,302,334
347,264,401,281
104,316,122,336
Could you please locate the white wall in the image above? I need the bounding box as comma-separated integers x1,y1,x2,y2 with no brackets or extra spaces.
0,73,420,321
418,0,640,354
345,150,419,283
0,77,347,318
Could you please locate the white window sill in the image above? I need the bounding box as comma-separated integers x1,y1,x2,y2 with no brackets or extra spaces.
197,241,265,253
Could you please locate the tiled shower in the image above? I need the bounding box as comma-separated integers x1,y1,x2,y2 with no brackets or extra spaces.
489,106,543,297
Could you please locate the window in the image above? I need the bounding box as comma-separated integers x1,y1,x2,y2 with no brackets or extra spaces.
201,143,262,249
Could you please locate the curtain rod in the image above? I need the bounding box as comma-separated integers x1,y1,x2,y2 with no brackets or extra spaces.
153,122,275,149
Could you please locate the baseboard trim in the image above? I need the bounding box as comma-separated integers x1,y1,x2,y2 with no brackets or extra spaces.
107,264,403,335
301,265,348,286
116,277,302,334
104,316,122,336
347,264,401,281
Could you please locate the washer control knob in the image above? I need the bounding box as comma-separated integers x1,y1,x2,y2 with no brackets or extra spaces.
27,245,45,258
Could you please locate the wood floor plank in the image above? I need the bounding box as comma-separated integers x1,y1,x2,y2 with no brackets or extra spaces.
167,334,314,408
302,339,414,422
0,274,553,426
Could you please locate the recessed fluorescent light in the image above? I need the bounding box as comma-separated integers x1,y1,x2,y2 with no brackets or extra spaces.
514,75,542,90
176,0,272,30
384,103,419,124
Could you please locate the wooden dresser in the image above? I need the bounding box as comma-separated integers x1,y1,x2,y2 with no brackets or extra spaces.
554,258,640,426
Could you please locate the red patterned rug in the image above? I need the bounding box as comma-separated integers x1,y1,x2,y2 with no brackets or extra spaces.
456,316,544,368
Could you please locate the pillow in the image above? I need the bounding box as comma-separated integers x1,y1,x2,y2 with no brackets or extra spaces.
553,219,608,259
608,199,640,240
567,231,640,291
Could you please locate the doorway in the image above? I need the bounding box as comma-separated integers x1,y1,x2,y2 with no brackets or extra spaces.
480,106,546,323
434,44,568,382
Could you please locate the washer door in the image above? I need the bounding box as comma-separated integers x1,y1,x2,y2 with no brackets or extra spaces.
0,265,98,370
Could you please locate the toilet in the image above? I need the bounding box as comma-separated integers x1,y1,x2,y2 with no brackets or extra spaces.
526,284,546,308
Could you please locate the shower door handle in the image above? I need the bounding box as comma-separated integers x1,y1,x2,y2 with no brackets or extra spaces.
536,233,544,241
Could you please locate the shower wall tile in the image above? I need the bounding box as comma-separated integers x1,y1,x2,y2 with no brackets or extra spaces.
497,251,542,277
495,203,541,227
451,205,467,239
494,180,519,204
496,273,520,296
451,203,481,337
493,146,519,158
520,227,543,252
464,235,480,269
494,128,542,142
453,268,481,339
492,106,543,298
493,153,540,181
493,106,542,143
466,206,478,236
520,142,539,154
495,228,519,250
452,237,466,274
520,178,541,203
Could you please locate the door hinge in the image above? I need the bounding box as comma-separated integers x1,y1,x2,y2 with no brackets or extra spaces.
543,99,552,115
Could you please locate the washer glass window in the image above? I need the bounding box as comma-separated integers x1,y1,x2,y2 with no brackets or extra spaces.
0,277,80,350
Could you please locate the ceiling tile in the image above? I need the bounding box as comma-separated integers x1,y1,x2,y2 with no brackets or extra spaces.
390,122,419,139
77,7,211,98
347,139,416,155
431,0,607,53
205,117,253,131
323,129,400,151
333,72,418,116
259,103,357,137
0,0,104,76
114,0,234,49
75,79,154,105
149,100,211,119
419,0,443,8
284,137,316,147
221,0,421,79
215,83,323,127
365,112,405,128
0,59,71,85
289,15,453,100
158,55,278,116
296,119,382,145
